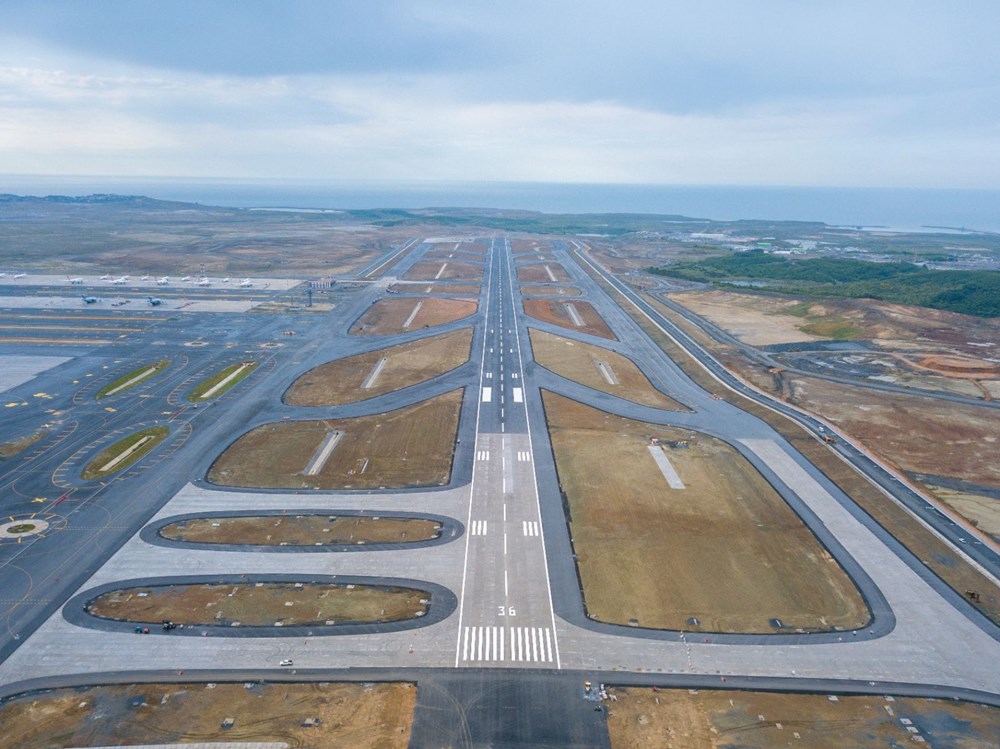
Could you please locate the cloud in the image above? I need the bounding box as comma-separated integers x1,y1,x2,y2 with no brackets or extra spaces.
1,1,998,187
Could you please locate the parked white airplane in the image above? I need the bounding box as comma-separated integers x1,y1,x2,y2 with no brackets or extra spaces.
14,273,26,278
157,277,169,285
180,276,191,282
222,277,231,283
67,276,84,284
141,275,150,281
112,277,128,285
100,273,112,280
197,278,212,287
240,279,253,287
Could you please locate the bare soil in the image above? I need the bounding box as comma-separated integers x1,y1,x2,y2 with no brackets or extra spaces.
0,681,415,749
511,238,551,254
351,298,477,335
606,687,1000,749
517,263,572,283
668,291,826,345
523,299,615,340
403,260,483,282
521,284,581,297
87,582,428,627
530,329,684,410
209,389,463,490
786,376,1000,490
543,392,868,633
286,328,472,406
161,515,442,546
931,488,1000,543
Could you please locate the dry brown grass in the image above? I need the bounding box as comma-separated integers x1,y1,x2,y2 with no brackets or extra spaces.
0,681,415,749
530,329,684,410
161,515,442,546
0,430,47,459
521,284,581,297
388,283,481,295
524,298,616,340
209,389,463,490
511,238,551,254
286,329,472,406
351,298,477,335
543,392,868,633
576,273,1000,624
87,582,428,627
606,688,1000,749
517,263,572,283
403,260,483,282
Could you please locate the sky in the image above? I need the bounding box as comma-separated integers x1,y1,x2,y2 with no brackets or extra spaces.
1,0,999,188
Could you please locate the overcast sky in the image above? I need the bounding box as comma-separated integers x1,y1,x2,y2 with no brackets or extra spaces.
2,0,998,187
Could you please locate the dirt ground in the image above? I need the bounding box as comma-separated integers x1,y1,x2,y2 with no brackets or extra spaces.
521,284,581,297
542,392,867,633
669,289,1000,356
351,298,477,335
530,329,684,410
786,376,1000,490
209,389,463,490
517,263,572,283
0,681,415,749
160,515,442,545
388,283,481,295
930,487,1000,542
403,260,483,282
87,582,428,627
606,687,1000,749
286,329,472,406
524,299,616,340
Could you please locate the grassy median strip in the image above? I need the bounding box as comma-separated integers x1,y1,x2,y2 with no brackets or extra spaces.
0,429,48,460
96,359,171,399
87,582,429,627
160,515,442,545
187,360,258,401
82,426,169,480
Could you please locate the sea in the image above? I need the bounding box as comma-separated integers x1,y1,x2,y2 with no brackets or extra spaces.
2,175,999,233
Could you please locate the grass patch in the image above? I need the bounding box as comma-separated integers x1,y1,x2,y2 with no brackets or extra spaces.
82,426,169,480
187,360,258,401
96,360,171,399
0,430,48,459
799,319,865,339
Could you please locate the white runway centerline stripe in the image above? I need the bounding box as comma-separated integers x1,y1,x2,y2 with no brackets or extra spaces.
481,386,492,403
512,387,523,403
523,521,540,536
461,626,552,662
470,520,488,535
647,445,686,489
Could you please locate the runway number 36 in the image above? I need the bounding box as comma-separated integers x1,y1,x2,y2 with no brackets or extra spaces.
498,606,516,617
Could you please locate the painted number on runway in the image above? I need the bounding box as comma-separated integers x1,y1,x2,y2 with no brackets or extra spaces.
461,626,555,663
471,520,488,535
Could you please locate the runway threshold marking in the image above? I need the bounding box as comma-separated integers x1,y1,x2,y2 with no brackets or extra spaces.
512,387,523,403
522,521,540,536
470,520,488,536
481,387,492,403
461,626,554,662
